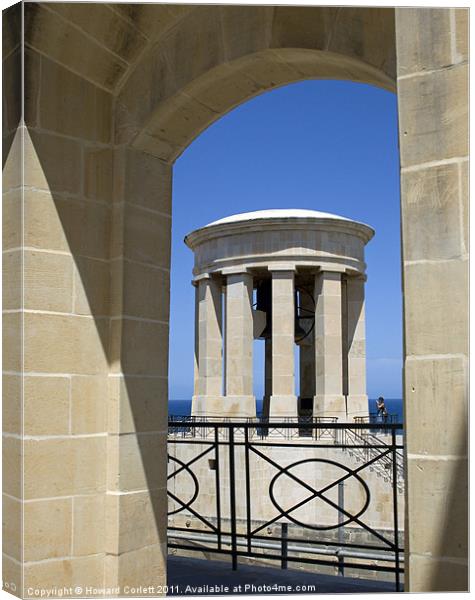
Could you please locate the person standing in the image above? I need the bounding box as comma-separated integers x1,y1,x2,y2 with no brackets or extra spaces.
376,396,388,421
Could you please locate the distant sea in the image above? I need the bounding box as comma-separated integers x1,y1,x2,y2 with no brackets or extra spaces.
169,398,404,423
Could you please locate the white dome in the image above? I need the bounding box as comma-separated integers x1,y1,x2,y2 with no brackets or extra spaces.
204,208,354,228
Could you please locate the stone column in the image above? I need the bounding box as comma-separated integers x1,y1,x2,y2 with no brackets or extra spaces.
224,271,255,417
346,276,368,418
269,267,297,417
191,275,223,416
314,271,346,419
193,282,199,397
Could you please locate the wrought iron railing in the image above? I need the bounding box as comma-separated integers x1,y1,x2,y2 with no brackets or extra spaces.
167,419,404,591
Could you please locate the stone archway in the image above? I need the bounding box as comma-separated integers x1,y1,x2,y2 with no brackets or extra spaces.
3,4,467,596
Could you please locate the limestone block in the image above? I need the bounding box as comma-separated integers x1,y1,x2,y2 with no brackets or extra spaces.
2,189,21,251
24,437,106,499
84,147,113,203
24,376,70,436
39,55,112,143
105,542,166,591
25,3,127,91
328,8,396,78
146,92,216,157
26,192,110,258
3,47,23,132
398,63,468,167
24,555,105,596
24,313,108,375
2,4,21,59
272,376,294,397
133,130,182,160
404,259,468,356
225,273,253,396
2,554,22,598
24,190,69,253
3,127,22,190
185,63,262,114
2,494,21,561
2,374,21,434
3,436,22,498
401,162,464,261
108,376,168,434
73,495,105,556
114,260,170,322
405,356,467,456
71,376,107,434
271,271,295,398
74,256,110,317
110,318,168,376
114,146,172,213
3,312,21,372
157,7,224,95
105,489,164,554
24,498,72,561
406,457,467,560
3,250,21,310
25,48,41,127
221,6,273,60
111,3,191,40
271,6,336,50
408,554,468,592
24,251,73,312
460,160,468,254
269,394,297,417
114,204,171,269
395,9,453,76
67,201,110,261
314,394,347,418
48,3,148,64
455,9,468,62
107,433,166,493
234,50,300,91
25,129,81,194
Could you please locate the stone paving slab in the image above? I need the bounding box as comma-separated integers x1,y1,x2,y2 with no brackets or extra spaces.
167,556,399,595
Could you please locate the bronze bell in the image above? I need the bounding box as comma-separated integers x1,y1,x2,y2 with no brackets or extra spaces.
255,279,272,339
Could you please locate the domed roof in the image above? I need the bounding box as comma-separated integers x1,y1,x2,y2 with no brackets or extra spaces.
204,208,353,228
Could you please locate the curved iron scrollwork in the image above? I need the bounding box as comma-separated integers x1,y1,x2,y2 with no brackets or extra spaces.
268,458,370,531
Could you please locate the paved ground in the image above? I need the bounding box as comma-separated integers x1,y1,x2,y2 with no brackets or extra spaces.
167,556,399,595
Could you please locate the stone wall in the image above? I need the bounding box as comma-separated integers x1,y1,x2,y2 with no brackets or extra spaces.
396,7,469,591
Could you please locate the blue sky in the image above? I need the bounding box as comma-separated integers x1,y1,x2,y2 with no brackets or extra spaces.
169,80,402,401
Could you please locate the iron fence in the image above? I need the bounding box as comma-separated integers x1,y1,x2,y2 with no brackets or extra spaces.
167,419,404,591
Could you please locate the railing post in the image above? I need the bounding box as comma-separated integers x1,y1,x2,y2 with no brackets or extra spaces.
392,427,401,591
338,482,345,577
281,522,288,569
228,426,238,570
244,426,252,554
214,425,222,551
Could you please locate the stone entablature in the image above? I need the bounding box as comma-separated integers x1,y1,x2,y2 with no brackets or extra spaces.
185,209,374,279
185,209,374,421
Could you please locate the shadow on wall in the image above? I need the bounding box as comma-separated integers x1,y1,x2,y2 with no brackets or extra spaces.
432,421,468,590
3,4,22,167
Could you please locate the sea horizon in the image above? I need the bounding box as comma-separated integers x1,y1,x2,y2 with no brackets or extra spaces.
168,397,404,421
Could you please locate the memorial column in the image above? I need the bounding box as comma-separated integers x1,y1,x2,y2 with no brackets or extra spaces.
270,267,297,417
314,271,346,419
191,274,223,416
224,270,256,417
